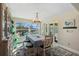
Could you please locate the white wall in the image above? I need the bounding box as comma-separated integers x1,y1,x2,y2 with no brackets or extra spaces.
52,9,79,53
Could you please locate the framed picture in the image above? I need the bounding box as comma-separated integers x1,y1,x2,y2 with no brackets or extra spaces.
64,19,75,27
63,19,77,29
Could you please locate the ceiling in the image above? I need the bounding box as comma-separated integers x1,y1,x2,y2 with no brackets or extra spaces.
72,3,79,12
7,3,76,21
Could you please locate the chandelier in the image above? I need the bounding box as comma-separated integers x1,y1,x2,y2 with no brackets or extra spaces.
33,12,41,23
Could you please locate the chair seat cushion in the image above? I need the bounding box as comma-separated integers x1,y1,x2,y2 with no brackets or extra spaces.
25,39,30,42
24,42,33,47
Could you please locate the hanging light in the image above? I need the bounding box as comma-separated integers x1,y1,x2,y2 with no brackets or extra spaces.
33,12,41,23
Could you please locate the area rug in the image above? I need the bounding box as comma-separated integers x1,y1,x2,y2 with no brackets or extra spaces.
51,46,79,56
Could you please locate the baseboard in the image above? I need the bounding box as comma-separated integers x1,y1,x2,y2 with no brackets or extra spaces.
58,44,79,55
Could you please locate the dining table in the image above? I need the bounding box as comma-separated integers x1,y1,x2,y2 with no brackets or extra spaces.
25,33,46,55
26,33,45,47
26,33,53,55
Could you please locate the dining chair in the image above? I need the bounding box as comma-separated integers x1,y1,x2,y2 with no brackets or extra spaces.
23,40,37,56
43,35,53,56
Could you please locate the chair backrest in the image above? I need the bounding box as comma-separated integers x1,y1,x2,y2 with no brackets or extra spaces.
44,35,53,48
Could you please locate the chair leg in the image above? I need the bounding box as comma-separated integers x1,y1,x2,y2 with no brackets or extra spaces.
43,49,46,56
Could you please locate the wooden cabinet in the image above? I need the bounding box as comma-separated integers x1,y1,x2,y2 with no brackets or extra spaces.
0,3,13,56
2,41,8,55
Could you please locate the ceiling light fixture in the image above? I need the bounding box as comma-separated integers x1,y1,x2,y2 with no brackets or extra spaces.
33,12,41,23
